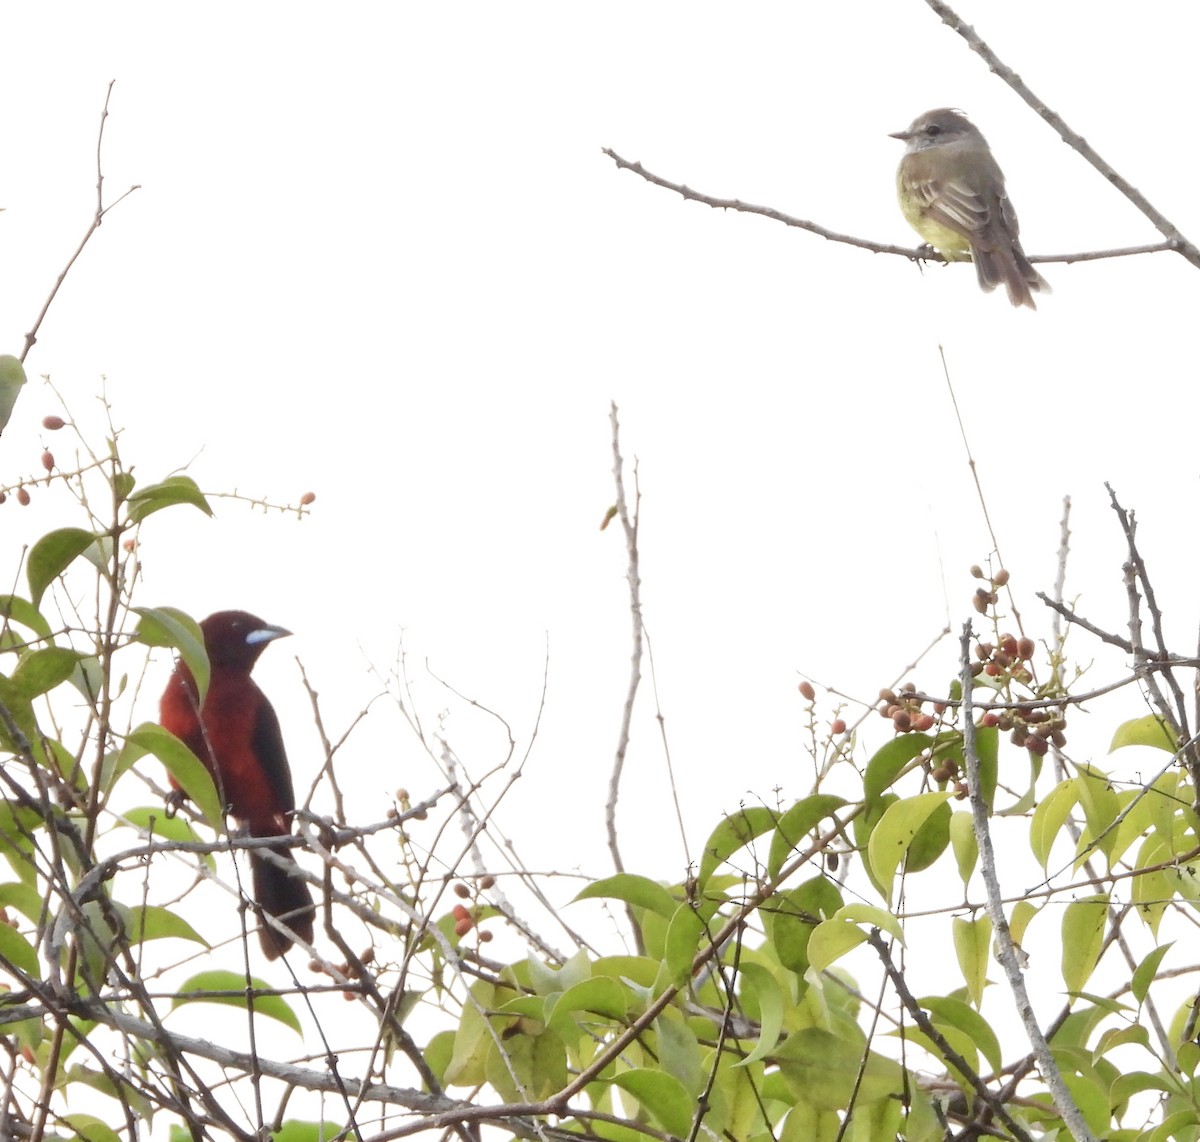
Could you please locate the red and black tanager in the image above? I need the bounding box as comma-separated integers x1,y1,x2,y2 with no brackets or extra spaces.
159,610,315,959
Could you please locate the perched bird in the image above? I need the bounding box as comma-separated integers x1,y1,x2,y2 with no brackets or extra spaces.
159,610,315,959
890,108,1050,309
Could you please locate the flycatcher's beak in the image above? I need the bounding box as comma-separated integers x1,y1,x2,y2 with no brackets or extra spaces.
888,128,912,141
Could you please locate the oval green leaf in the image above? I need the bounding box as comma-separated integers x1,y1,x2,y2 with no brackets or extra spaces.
697,806,777,891
866,792,954,905
1110,714,1178,754
172,969,301,1033
126,475,213,523
1061,894,1109,995
27,528,98,607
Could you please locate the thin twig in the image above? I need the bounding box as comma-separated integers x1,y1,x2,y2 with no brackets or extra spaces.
603,149,1175,270
920,0,1200,271
960,623,1098,1142
22,81,140,362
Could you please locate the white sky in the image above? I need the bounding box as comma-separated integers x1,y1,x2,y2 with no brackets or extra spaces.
2,0,1199,1033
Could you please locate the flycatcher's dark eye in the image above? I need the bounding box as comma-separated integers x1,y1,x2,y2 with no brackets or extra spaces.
925,125,941,137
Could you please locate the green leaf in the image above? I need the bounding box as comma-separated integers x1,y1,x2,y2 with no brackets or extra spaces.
134,607,209,704
1008,899,1038,949
1110,1070,1181,1107
443,981,494,1086
273,1125,349,1142
1150,1111,1200,1142
763,876,842,975
948,810,978,883
1132,942,1172,1005
574,874,677,918
779,1101,841,1142
866,792,954,905
1110,714,1178,753
697,807,777,891
806,918,867,973
124,723,222,829
735,961,786,1066
852,793,895,899
544,977,628,1033
970,725,999,812
119,806,208,847
612,1069,693,1137
0,354,26,433
806,903,904,975
591,955,660,991
654,1008,704,1094
0,881,44,924
1030,779,1076,869
1073,764,1120,864
126,475,213,523
526,948,590,996
767,793,848,879
113,471,136,501
485,1020,567,1102
0,919,40,981
834,903,903,943
0,596,53,643
775,1027,905,1110
1061,894,1109,994
658,903,705,989
0,800,45,886
61,1114,120,1142
919,995,1002,1073
26,528,99,607
126,905,209,948
172,970,302,1033
903,798,952,872
1132,836,1171,937
952,914,991,1008
10,647,82,698
863,735,932,805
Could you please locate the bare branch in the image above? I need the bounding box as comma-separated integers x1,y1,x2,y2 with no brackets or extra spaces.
921,0,1200,270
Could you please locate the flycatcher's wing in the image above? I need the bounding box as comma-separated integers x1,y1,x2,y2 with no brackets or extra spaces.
909,176,992,244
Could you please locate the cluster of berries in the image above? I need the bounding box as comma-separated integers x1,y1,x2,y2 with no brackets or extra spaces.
451,876,495,942
876,683,937,735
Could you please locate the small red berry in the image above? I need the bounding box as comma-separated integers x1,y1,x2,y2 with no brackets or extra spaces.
453,883,471,899
42,416,65,431
299,491,316,506
830,718,847,735
454,916,474,937
16,487,30,506
41,451,54,472
798,681,815,701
